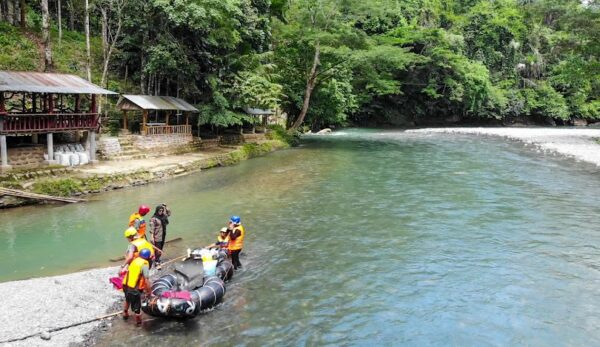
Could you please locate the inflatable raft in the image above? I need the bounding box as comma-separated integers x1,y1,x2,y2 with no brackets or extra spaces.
142,248,234,318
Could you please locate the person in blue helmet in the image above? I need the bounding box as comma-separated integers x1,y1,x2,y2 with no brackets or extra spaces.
226,215,245,269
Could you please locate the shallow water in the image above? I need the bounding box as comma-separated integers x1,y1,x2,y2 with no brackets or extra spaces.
3,129,600,345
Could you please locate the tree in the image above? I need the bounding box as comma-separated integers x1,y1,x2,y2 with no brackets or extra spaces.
84,0,91,81
98,0,124,88
41,0,52,71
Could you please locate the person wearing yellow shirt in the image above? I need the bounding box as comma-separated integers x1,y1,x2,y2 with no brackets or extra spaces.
122,248,152,326
122,227,155,269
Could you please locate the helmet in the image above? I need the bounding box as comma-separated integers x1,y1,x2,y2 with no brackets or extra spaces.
230,215,241,224
138,205,150,216
124,227,137,238
220,227,228,233
139,248,152,260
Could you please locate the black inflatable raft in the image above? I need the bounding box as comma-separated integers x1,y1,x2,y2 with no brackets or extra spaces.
142,248,234,318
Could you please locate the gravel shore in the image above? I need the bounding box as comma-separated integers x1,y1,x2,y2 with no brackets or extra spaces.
0,266,121,347
407,127,600,166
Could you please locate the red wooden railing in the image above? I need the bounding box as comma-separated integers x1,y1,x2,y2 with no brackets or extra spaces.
0,113,99,134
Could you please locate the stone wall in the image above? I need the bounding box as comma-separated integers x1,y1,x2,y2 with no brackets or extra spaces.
243,133,267,143
97,138,122,157
133,134,194,150
7,146,46,168
200,138,220,148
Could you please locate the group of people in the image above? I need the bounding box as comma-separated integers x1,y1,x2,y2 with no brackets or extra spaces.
119,203,170,325
117,204,246,326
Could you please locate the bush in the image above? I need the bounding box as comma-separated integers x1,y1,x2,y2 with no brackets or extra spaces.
266,124,300,146
33,178,82,197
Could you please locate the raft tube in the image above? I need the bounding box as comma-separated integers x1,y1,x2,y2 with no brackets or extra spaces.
141,248,233,318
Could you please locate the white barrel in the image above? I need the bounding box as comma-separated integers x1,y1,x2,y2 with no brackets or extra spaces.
69,153,80,166
60,153,70,166
78,152,89,165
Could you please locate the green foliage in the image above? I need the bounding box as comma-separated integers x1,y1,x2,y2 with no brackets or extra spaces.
33,178,83,197
4,0,597,128
266,124,300,146
0,22,39,71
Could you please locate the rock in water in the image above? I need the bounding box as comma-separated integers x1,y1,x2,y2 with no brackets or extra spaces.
40,331,51,340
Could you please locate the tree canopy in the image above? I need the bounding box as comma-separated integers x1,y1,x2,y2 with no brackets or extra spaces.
1,0,598,130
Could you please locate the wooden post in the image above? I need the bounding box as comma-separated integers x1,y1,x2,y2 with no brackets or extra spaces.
142,110,148,135
48,93,54,113
90,94,97,113
74,94,81,112
0,92,5,114
185,112,189,125
32,93,37,113
122,110,128,130
165,111,170,126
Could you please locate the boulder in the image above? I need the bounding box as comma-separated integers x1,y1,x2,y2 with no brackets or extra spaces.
317,128,332,134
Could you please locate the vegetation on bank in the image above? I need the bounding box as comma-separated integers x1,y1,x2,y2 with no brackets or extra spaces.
0,140,287,198
0,0,597,132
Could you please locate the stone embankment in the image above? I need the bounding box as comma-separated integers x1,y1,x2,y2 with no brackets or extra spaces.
408,127,600,167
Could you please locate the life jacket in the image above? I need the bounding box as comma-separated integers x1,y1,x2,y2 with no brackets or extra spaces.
228,224,245,251
217,234,230,249
129,213,147,238
131,238,155,258
123,257,149,290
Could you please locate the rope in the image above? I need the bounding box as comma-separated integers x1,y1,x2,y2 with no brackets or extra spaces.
0,311,121,344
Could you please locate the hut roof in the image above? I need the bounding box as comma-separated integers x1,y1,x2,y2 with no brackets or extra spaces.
0,71,117,94
117,95,198,112
245,107,274,115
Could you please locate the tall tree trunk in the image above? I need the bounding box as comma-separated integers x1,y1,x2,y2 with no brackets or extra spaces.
41,0,53,71
290,42,320,131
57,0,62,45
19,0,24,28
0,1,5,22
67,0,74,30
12,0,17,25
84,0,91,81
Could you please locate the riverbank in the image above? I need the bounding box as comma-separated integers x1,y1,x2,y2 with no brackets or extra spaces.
0,266,121,346
0,138,288,208
407,127,600,167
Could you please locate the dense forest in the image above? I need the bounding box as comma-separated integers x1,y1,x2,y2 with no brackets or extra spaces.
0,0,598,130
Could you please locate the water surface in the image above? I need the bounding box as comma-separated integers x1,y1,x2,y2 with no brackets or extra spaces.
2,129,600,345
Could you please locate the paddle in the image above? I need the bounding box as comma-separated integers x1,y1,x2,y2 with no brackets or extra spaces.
109,237,183,262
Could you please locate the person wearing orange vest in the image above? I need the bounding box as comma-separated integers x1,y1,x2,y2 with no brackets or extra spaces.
122,248,152,326
227,215,245,269
122,227,155,270
129,205,150,239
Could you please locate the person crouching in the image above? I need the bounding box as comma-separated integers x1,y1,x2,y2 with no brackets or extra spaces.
122,248,152,326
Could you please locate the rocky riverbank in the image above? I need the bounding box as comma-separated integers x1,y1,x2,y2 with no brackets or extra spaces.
0,266,121,346
407,127,600,167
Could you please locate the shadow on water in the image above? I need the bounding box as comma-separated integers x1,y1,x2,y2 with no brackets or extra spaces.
5,128,600,345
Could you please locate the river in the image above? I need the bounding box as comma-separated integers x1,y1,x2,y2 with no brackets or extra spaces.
2,129,600,345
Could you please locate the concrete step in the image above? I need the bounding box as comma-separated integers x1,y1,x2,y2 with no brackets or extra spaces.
106,154,148,161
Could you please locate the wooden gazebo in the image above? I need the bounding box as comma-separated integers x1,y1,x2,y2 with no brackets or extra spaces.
117,95,199,136
0,71,117,171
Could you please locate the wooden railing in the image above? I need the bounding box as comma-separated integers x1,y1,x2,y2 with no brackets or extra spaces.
0,113,99,134
143,124,192,136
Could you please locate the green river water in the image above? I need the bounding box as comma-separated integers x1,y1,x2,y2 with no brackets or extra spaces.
2,129,600,345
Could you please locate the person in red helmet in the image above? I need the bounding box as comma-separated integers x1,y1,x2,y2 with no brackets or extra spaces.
129,205,150,239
